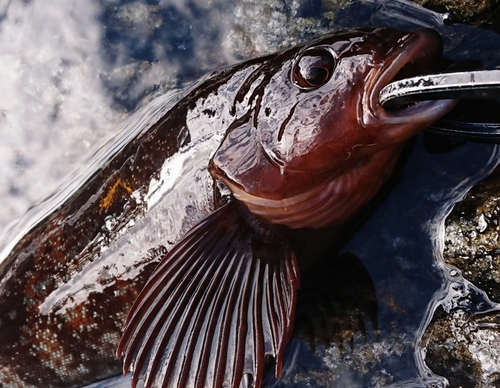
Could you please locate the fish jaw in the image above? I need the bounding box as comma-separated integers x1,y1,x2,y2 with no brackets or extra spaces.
362,28,458,143
217,145,403,229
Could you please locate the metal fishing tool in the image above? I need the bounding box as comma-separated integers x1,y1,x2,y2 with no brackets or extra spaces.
381,70,500,142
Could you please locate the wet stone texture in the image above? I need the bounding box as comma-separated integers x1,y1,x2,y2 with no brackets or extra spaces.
415,0,497,26
97,0,352,110
444,166,500,302
424,307,500,388
423,165,500,387
226,0,348,58
416,5,500,383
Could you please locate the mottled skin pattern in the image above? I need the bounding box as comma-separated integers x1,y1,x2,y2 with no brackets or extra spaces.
0,59,264,387
0,117,182,386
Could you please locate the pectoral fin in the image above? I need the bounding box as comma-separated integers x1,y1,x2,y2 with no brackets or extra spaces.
116,200,300,388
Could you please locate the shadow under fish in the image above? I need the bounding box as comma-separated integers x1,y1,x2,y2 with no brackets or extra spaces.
0,28,456,388
292,252,378,353
262,252,378,388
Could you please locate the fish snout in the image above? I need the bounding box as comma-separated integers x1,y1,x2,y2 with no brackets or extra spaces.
362,28,457,143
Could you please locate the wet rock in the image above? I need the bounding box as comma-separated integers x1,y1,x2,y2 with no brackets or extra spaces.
424,307,500,387
98,0,351,109
422,165,500,386
226,0,349,58
414,0,495,25
444,165,500,303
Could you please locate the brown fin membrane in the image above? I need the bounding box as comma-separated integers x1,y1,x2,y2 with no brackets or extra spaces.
116,200,300,388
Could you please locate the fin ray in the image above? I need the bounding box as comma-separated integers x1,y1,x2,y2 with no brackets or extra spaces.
117,201,299,388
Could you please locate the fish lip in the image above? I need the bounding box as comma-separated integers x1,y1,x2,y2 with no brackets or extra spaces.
368,28,457,127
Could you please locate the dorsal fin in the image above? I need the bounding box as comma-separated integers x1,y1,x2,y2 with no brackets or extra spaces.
116,200,300,388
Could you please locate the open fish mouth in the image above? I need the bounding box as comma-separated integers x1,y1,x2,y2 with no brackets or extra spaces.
369,28,457,126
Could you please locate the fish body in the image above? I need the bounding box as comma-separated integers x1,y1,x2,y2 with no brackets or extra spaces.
0,28,455,388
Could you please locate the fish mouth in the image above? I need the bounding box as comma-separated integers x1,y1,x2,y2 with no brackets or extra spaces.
368,28,457,129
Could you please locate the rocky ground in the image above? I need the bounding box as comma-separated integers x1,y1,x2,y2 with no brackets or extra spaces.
422,164,500,387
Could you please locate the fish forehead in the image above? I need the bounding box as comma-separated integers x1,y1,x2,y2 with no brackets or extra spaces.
210,28,411,192
298,27,407,55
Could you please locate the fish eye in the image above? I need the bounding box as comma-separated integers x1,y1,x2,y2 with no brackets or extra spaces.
291,47,336,90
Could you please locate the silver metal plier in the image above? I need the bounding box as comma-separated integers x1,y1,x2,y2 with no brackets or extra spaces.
381,70,500,142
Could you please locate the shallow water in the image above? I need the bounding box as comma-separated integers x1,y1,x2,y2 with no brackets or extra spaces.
1,0,500,387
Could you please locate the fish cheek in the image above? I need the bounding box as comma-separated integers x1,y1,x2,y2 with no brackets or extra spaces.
314,56,385,155
277,89,369,172
210,119,273,195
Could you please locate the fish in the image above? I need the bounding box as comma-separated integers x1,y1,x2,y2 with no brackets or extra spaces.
0,28,456,388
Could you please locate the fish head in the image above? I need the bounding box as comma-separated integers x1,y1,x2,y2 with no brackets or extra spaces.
210,28,456,229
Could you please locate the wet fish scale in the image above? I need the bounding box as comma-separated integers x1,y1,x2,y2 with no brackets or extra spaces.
0,56,271,387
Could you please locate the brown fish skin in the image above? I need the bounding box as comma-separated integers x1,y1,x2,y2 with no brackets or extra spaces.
211,28,454,229
117,29,456,388
0,58,274,387
0,29,454,388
